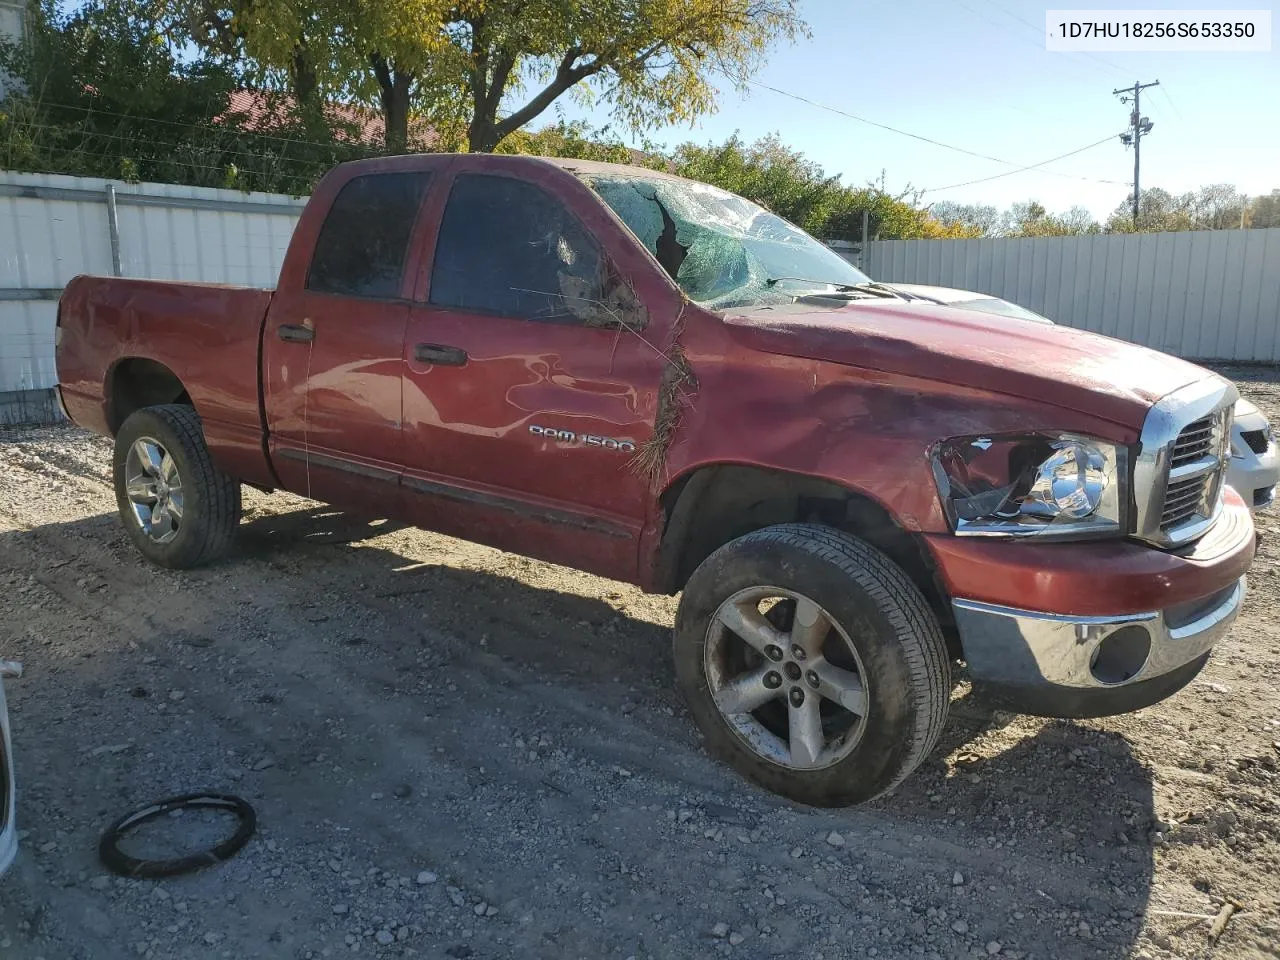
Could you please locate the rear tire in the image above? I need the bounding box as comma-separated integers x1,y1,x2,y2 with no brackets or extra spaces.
674,523,950,807
113,405,241,568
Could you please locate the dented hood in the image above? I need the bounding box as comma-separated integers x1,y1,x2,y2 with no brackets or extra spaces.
722,299,1216,428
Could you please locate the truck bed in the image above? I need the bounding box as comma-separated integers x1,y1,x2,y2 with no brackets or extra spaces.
56,276,277,488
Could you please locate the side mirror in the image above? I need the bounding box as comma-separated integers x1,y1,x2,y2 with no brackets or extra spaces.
557,267,648,331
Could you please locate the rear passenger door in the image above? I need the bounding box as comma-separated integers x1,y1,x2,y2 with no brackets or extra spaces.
264,170,433,506
400,168,664,581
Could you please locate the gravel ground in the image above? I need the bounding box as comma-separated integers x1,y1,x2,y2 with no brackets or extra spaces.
1,365,1279,960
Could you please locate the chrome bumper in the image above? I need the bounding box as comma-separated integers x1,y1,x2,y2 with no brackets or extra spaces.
952,578,1244,717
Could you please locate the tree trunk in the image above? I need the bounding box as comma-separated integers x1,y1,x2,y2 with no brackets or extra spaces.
291,45,326,136
381,79,410,152
370,54,413,153
467,116,500,153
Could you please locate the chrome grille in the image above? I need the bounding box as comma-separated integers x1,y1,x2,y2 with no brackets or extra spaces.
1169,416,1214,467
1158,407,1231,539
1134,379,1237,549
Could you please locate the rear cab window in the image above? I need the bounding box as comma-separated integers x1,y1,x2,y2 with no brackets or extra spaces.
307,172,432,299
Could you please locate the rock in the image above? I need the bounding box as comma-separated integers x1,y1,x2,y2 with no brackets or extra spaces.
474,902,488,916
826,831,846,848
485,905,498,917
203,933,219,945
790,846,804,859
952,871,965,886
712,922,729,938
447,886,466,907
729,931,745,946
39,841,57,854
252,758,275,771
951,920,969,934
416,870,439,885
168,690,185,701
394,784,413,799
397,926,411,941
89,876,110,891
332,904,348,915
376,930,394,945
986,942,1002,955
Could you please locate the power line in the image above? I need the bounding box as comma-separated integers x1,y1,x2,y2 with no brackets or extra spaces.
971,0,1130,78
742,78,1129,187
1158,85,1186,125
922,135,1127,192
741,78,1022,167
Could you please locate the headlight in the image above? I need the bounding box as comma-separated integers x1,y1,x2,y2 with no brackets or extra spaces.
932,433,1127,539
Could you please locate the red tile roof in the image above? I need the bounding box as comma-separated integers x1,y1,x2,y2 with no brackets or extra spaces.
223,89,439,150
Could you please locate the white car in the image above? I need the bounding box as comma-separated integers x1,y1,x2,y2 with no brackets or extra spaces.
0,660,18,875
890,283,1279,513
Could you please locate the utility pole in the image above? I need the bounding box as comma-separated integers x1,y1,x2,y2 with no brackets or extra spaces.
1114,80,1159,228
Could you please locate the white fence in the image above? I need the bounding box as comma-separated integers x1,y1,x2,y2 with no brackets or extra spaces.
0,170,303,423
857,230,1280,363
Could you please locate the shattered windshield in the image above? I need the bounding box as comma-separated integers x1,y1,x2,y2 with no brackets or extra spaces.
584,174,871,310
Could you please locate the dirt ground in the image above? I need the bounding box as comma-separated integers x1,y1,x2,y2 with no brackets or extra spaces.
1,365,1278,960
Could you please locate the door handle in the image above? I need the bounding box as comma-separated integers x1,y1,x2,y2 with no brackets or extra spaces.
278,323,314,343
414,343,468,366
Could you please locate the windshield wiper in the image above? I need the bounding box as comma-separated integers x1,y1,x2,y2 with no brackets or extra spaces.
765,276,859,290
843,282,913,300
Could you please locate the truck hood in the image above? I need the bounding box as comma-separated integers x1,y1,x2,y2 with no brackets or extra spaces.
722,299,1216,429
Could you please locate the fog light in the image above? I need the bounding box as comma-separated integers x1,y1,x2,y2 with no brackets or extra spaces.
1089,626,1151,685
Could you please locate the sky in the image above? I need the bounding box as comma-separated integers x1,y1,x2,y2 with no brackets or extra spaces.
554,0,1279,221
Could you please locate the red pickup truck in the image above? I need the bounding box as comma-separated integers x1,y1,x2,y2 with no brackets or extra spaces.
56,154,1254,806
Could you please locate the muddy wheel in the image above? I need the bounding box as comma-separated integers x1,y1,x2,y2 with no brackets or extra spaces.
113,405,242,569
674,523,950,807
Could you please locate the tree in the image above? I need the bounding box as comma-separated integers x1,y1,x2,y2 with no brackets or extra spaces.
1001,200,1100,237
662,135,976,240
179,0,446,151
179,0,803,153
929,201,1000,237
452,0,804,152
1104,184,1250,233
1250,189,1280,229
1186,183,1249,230
0,0,371,192
671,133,842,234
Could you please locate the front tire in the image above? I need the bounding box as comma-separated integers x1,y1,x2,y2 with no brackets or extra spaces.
113,405,242,568
674,523,950,807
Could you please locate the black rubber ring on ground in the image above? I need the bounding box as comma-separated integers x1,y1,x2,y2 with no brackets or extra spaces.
98,793,256,879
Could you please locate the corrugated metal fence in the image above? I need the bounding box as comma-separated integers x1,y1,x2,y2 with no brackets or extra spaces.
4,169,1279,423
0,170,303,423
857,230,1280,363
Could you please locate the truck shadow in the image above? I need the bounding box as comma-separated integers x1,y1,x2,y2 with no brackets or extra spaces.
2,506,1157,959
237,505,1159,958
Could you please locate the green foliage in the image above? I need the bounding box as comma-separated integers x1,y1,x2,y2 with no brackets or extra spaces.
666,134,977,240
179,0,804,153
1001,200,1100,237
1,0,378,194
1249,190,1280,229
1105,184,1251,233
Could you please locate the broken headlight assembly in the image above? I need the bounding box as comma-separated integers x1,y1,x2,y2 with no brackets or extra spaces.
932,434,1128,539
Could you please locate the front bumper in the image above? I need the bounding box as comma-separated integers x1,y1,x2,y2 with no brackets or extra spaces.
953,578,1243,717
934,491,1255,718
1228,447,1278,512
